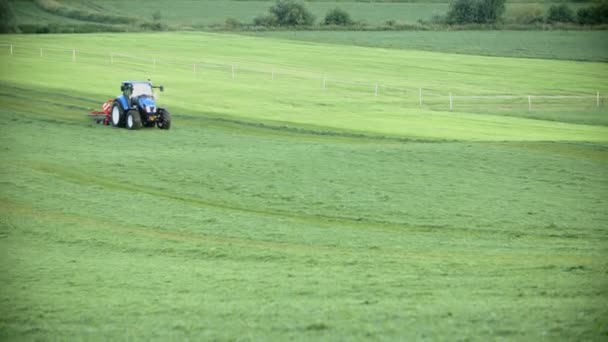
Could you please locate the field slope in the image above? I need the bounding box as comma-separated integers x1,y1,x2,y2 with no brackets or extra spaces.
0,32,607,340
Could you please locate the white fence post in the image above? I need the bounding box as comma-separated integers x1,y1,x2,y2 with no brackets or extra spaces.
449,92,453,111
72,49,76,62
40,48,43,57
528,95,532,111
419,88,422,106
374,83,378,97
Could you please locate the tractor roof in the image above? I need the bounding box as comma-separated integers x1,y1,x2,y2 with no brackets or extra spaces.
122,81,153,86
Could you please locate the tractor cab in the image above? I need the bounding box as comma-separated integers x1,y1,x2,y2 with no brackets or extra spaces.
121,81,162,106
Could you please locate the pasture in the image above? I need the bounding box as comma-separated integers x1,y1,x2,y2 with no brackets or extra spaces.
0,32,607,340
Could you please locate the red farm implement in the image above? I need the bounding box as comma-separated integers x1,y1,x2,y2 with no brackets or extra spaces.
88,99,113,125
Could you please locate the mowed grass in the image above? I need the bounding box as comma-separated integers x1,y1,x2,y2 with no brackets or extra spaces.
1,32,607,339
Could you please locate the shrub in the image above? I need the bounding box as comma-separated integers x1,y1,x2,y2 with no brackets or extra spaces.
324,8,352,26
546,4,575,23
269,0,314,26
224,18,243,29
0,0,19,33
475,0,506,23
253,14,278,27
152,10,162,22
577,1,608,25
446,0,505,24
509,4,544,24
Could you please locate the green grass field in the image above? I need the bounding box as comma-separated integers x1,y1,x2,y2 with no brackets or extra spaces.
1,32,607,340
249,30,608,62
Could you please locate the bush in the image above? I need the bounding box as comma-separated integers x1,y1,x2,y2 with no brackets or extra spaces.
577,1,608,25
446,0,506,24
0,0,19,33
476,0,506,23
269,0,315,26
324,8,352,26
509,4,544,24
546,4,575,23
152,10,162,22
253,14,278,27
224,18,243,29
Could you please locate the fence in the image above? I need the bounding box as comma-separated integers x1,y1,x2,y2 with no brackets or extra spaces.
1,42,605,114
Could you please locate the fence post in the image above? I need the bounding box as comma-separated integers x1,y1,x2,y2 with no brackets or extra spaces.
374,84,378,97
449,92,453,111
72,49,76,62
528,95,532,111
419,88,422,106
40,48,43,57
598,91,600,107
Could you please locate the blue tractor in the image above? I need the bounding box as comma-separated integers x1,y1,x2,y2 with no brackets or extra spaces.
111,81,171,130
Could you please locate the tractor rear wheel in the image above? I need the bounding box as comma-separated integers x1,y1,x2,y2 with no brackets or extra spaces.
111,102,126,127
158,108,171,130
126,110,142,130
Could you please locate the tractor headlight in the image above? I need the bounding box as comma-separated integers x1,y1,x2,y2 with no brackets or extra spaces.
146,106,155,113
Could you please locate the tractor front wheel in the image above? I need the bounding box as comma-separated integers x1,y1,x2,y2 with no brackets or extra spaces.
111,102,125,127
126,110,142,130
158,108,171,130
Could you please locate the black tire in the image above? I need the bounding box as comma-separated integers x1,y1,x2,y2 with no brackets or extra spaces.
158,108,171,130
126,110,142,130
111,102,126,127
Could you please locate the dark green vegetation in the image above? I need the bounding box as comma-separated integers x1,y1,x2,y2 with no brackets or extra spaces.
445,0,506,24
0,32,607,339
4,0,606,33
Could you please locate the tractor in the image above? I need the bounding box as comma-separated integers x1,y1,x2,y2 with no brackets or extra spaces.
110,81,171,130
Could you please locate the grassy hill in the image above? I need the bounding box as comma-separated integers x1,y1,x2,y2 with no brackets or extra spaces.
6,0,598,31
0,32,607,339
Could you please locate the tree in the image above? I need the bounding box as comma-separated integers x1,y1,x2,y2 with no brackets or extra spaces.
476,0,505,23
546,4,575,23
269,0,314,26
446,0,506,24
152,10,162,22
0,0,19,33
324,8,352,26
577,1,608,25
